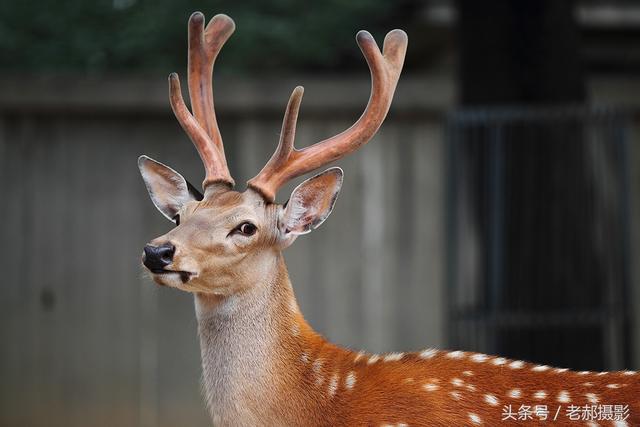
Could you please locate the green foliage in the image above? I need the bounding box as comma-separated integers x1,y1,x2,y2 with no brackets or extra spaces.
0,0,396,74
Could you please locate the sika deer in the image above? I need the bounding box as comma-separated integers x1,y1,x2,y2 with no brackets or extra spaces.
139,12,638,426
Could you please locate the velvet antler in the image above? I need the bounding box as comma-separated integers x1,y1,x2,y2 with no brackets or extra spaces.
169,12,235,189
248,29,408,202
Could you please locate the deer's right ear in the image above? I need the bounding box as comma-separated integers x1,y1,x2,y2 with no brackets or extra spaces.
138,155,202,222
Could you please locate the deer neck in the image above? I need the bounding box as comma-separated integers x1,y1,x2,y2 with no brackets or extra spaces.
193,253,321,426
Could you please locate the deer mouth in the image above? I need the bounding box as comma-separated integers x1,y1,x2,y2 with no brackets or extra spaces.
150,269,195,284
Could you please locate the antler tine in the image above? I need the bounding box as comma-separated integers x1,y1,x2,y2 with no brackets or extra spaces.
169,73,232,187
248,29,408,202
264,86,304,176
169,12,235,190
188,13,234,148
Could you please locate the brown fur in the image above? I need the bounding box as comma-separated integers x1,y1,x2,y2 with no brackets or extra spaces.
194,255,639,426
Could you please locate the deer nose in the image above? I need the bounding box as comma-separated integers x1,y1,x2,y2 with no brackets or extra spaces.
143,243,175,272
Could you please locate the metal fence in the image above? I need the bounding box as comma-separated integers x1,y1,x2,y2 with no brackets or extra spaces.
446,106,633,371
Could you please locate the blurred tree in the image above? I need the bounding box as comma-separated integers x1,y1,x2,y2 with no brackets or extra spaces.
0,0,420,74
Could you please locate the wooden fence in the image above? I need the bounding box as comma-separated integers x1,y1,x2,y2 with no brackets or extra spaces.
1,75,638,427
0,75,450,427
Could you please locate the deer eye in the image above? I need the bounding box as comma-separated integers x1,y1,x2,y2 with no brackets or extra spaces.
235,222,257,236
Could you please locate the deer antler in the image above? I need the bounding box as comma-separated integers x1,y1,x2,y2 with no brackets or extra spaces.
169,12,235,189
247,29,408,202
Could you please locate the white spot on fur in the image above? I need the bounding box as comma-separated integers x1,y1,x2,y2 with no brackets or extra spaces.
508,389,522,398
583,382,594,387
585,393,599,404
622,371,636,376
345,371,356,390
463,370,474,376
451,378,464,387
419,348,438,359
468,413,482,425
614,421,629,427
471,354,489,363
449,391,462,400
446,351,465,359
367,354,380,365
383,352,404,362
578,371,591,375
423,382,439,392
300,352,309,364
596,372,607,376
492,357,507,366
606,383,621,389
312,359,324,385
397,424,408,427
557,390,570,403
403,378,414,384
466,383,477,392
484,394,499,406
354,351,365,363
328,374,339,397
555,368,568,373
509,360,524,369
533,390,547,399
532,365,550,372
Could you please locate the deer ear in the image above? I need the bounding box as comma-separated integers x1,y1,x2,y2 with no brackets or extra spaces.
138,155,202,222
280,167,343,241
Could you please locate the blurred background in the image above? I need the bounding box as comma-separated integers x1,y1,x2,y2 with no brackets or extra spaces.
1,0,639,426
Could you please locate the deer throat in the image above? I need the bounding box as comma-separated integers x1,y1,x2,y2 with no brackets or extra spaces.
193,258,307,426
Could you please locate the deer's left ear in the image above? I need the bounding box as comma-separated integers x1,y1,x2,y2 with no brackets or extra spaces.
279,167,343,246
138,155,203,222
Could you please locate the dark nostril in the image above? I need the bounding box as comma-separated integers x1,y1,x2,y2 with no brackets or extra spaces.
158,244,175,263
143,243,175,271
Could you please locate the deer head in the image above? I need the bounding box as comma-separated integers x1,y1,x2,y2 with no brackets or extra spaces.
139,12,407,295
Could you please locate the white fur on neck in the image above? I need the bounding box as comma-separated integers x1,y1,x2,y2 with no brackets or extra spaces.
194,277,284,426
